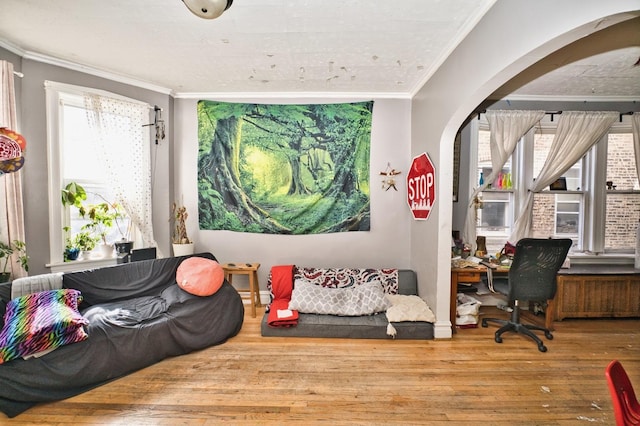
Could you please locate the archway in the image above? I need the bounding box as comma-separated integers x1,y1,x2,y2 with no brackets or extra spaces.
410,1,640,338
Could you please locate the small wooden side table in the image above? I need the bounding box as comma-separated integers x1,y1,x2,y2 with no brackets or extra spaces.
222,263,262,317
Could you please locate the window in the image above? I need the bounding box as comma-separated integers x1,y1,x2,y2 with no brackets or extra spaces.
46,82,152,268
531,131,583,249
475,125,514,253
61,101,132,245
605,132,640,252
474,114,639,256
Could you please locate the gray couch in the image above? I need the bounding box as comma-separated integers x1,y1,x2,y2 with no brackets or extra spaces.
0,253,244,418
261,269,434,339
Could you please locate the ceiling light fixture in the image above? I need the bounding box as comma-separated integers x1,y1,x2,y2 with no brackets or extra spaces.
182,0,233,19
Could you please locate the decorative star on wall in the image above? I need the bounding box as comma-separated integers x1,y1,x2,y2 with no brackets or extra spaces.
379,163,401,191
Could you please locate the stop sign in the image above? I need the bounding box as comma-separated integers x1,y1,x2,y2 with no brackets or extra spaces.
407,152,436,220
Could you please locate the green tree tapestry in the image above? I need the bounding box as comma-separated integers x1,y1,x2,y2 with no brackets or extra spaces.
197,100,373,234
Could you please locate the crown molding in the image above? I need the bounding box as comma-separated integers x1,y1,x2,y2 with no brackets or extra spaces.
172,91,412,100
0,39,174,96
490,93,640,103
22,51,174,96
0,39,25,56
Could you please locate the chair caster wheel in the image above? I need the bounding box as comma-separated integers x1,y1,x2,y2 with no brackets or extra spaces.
495,335,503,344
538,344,547,352
545,331,553,340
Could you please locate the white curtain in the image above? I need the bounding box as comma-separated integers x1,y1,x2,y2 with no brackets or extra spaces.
510,111,618,242
462,110,545,248
84,94,158,251
0,61,27,279
632,113,640,182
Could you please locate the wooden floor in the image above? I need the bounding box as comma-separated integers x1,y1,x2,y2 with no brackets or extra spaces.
6,306,640,425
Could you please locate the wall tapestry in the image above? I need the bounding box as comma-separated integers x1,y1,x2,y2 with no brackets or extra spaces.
197,100,373,234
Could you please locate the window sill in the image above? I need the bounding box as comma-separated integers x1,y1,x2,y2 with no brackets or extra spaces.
569,253,634,266
541,190,583,194
481,189,514,192
47,257,117,273
606,190,640,194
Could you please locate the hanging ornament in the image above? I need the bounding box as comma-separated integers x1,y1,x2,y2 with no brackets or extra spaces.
379,163,402,191
0,128,26,174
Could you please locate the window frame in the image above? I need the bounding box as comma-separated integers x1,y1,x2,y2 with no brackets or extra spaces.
473,113,639,257
45,81,146,271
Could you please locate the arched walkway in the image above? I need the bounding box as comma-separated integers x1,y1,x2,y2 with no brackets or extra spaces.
410,0,640,338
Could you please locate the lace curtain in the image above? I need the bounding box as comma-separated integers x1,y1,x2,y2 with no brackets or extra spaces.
510,111,618,242
83,94,158,251
462,110,545,249
0,60,27,279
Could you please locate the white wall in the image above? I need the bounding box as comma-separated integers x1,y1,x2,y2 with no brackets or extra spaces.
410,0,639,338
174,97,413,291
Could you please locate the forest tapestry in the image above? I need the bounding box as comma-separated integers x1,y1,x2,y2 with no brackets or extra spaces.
197,100,373,234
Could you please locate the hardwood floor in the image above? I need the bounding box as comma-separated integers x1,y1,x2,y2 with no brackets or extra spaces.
6,306,640,425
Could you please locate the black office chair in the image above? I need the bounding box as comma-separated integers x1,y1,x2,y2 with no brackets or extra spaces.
481,238,572,352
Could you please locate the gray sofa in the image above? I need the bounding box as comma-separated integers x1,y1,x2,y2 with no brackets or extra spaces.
0,253,244,418
261,269,434,339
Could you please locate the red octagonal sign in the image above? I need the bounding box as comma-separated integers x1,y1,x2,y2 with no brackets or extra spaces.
407,152,436,220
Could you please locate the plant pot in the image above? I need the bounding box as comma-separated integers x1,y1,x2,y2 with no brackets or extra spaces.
172,243,195,257
65,247,80,261
114,240,134,254
97,243,114,258
0,272,10,283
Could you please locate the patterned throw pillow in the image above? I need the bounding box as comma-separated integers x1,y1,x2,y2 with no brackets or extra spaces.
293,267,399,294
0,289,88,364
288,279,390,316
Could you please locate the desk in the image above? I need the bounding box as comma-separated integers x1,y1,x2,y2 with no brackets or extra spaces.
450,266,551,333
450,267,486,333
222,263,262,317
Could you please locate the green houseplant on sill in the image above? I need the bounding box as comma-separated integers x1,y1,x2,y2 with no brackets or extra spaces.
0,239,29,281
172,202,194,256
61,182,132,259
63,227,98,261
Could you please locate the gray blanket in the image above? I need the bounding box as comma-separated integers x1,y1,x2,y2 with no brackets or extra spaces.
0,253,244,418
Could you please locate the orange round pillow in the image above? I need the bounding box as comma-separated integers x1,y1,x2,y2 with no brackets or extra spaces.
176,257,225,296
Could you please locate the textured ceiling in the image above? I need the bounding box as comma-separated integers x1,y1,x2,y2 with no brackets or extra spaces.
490,16,640,101
0,0,494,96
0,0,638,99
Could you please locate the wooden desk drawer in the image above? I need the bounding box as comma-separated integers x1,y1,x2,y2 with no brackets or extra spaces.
455,271,482,282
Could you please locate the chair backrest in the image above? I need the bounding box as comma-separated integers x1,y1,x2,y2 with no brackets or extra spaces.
605,359,640,425
507,238,572,302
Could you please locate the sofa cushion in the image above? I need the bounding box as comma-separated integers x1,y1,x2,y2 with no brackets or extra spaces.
0,289,88,364
176,257,224,296
289,279,390,316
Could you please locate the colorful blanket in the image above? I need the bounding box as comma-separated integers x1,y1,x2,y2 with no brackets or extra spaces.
0,289,88,364
267,265,298,327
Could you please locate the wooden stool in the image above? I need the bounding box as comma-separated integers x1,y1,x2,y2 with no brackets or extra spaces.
222,263,262,317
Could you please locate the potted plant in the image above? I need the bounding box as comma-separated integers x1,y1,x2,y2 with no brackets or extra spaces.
0,239,29,281
172,202,194,256
63,227,98,261
62,182,131,258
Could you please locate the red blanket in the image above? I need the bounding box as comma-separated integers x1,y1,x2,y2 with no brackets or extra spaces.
267,265,299,327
